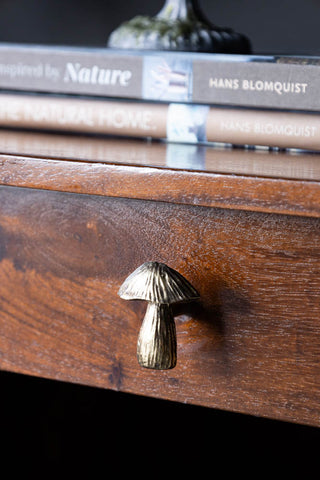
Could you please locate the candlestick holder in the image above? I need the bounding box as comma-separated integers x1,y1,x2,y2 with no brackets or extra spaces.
107,0,251,54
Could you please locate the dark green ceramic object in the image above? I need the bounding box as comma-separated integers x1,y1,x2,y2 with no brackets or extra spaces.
107,0,251,54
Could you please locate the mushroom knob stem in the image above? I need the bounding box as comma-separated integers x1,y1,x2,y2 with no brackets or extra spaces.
138,303,176,369
118,262,200,370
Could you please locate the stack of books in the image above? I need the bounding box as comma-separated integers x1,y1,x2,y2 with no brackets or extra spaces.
0,42,320,152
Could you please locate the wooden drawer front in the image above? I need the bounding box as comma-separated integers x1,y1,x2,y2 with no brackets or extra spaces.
1,185,320,427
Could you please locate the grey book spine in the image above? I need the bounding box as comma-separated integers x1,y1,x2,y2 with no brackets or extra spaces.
0,43,320,111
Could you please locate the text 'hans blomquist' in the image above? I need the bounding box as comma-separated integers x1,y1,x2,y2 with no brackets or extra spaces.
209,78,308,95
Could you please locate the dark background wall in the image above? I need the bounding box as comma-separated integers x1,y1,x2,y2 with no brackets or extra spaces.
0,0,318,55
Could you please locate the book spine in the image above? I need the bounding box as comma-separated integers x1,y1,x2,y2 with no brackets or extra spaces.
0,44,320,111
205,107,320,151
0,94,168,139
1,93,320,151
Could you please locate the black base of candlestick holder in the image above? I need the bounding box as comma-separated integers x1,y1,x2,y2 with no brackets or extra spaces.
107,0,252,54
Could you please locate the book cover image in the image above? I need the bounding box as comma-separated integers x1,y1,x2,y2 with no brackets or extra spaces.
167,104,209,143
142,55,193,102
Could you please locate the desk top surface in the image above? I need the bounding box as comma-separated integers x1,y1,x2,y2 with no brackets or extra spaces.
0,129,320,218
0,129,319,182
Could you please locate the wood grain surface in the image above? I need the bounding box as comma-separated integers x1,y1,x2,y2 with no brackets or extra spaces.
1,129,320,181
1,185,320,427
2,153,320,218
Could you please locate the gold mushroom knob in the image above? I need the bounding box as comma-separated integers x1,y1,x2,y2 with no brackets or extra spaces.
118,262,200,370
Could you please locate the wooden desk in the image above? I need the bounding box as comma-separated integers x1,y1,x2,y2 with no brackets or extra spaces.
1,130,320,427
